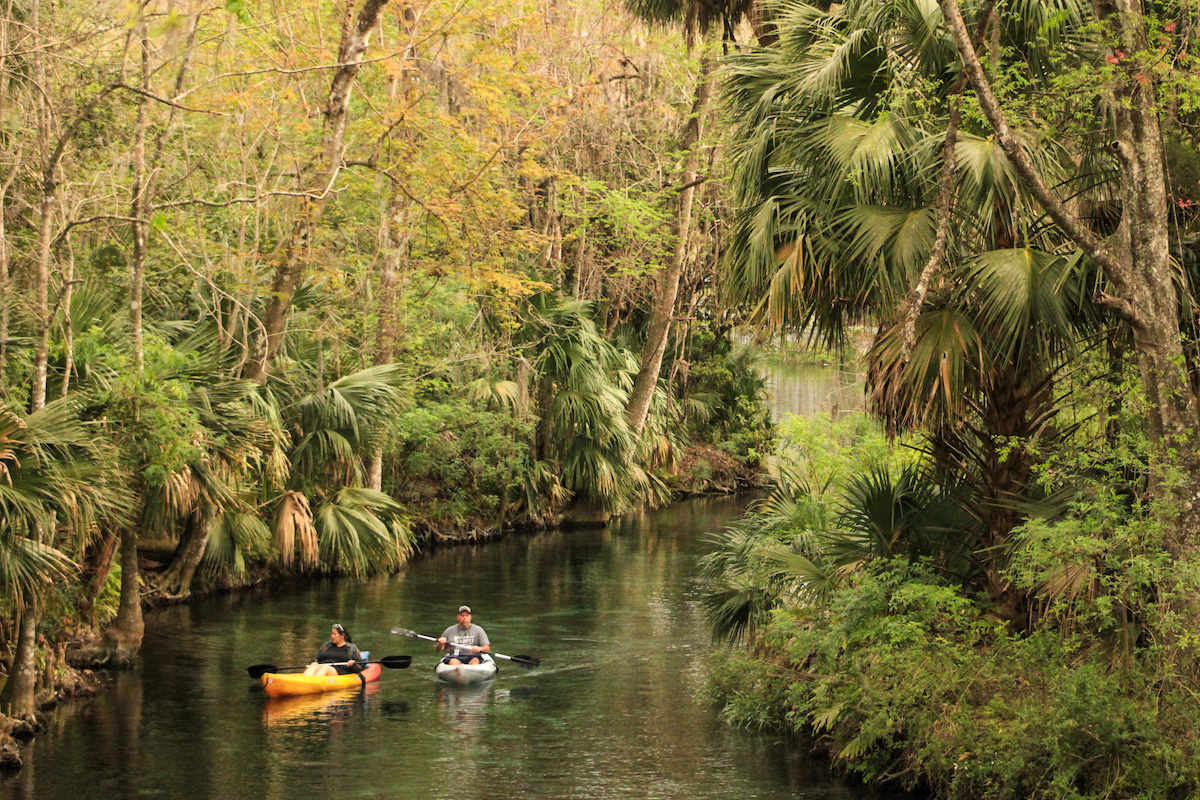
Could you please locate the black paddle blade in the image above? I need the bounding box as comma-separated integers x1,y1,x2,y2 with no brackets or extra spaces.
390,627,418,638
378,655,412,669
247,664,276,679
510,655,540,669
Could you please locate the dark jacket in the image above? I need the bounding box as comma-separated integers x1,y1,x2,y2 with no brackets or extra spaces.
315,641,364,673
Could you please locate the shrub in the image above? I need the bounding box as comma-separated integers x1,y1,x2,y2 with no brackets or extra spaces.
710,561,1200,799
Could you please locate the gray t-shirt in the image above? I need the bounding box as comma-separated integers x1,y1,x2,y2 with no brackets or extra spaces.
441,623,489,655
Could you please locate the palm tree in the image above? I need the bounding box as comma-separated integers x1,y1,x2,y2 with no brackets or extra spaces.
519,293,665,521
0,399,131,721
719,0,1106,616
142,326,281,597
269,362,415,573
702,461,983,644
700,467,836,642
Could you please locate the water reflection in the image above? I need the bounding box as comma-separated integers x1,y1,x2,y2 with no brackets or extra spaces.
436,682,494,738
762,361,863,422
260,683,380,728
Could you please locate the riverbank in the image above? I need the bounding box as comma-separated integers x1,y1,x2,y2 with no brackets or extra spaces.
696,412,1200,800
706,573,1200,800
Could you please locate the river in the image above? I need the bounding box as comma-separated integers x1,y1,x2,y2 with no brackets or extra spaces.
761,360,863,423
1,369,901,800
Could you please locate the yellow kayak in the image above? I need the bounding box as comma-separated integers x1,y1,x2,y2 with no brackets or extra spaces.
261,663,381,697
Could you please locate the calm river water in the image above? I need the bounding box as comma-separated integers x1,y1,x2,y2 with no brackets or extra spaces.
2,369,901,800
761,360,863,423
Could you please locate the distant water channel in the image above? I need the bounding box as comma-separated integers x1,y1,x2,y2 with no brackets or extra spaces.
762,359,864,423
2,366,900,800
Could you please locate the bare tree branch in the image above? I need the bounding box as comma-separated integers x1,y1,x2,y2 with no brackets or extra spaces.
114,81,228,116
902,98,962,361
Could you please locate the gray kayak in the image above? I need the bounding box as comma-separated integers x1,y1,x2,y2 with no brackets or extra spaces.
435,653,497,685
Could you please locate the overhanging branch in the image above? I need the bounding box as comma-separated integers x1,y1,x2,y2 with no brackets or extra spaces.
939,0,1139,326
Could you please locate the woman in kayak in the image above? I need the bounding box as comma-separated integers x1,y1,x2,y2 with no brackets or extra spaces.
302,623,363,676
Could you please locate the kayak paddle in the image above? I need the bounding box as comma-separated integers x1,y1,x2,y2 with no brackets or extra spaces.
390,627,541,669
246,654,412,680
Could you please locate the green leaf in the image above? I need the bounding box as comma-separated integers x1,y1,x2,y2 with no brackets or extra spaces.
225,0,251,24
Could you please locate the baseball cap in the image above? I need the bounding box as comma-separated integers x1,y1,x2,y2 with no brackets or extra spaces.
458,605,471,613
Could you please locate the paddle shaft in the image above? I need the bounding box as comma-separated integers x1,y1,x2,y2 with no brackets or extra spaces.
390,628,539,668
247,654,411,679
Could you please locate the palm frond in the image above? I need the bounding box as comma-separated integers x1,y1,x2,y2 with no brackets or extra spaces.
315,487,413,575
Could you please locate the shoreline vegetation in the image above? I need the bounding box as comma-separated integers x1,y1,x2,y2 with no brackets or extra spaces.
700,411,1200,799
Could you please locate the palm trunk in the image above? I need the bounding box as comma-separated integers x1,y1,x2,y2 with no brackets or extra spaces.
158,511,211,598
0,601,38,721
625,51,714,436
103,525,145,664
533,378,555,462
76,531,120,626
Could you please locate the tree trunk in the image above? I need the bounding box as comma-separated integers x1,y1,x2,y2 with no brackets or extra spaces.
9,0,54,722
76,530,120,626
245,0,391,383
941,0,1200,541
625,51,714,436
1101,0,1199,518
376,189,412,366
31,169,54,413
0,0,13,382
99,17,153,662
59,229,75,398
570,186,588,298
103,525,144,664
0,173,13,382
29,0,51,413
0,602,38,721
128,17,150,373
902,100,960,359
158,511,211,598
367,195,413,490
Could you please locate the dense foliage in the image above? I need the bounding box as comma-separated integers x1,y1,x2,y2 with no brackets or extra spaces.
0,0,774,755
699,0,1200,793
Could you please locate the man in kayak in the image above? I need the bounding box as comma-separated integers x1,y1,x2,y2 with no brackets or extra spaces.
437,605,490,665
303,623,364,676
